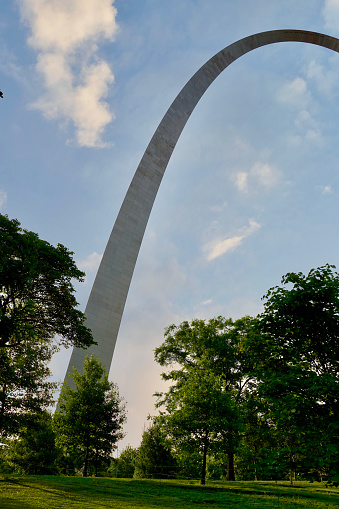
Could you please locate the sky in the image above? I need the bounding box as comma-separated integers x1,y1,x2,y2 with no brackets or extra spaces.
2,0,339,451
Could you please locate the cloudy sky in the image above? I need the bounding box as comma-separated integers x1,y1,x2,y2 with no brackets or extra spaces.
2,0,339,450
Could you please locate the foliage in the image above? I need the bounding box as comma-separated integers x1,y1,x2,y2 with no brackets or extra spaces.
249,264,339,483
53,356,126,477
156,368,241,484
0,214,94,438
174,449,202,480
134,423,177,479
0,213,93,350
154,316,256,483
0,337,56,438
111,445,138,478
6,411,59,474
152,267,339,482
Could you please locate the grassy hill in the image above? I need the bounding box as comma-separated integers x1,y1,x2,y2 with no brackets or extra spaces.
1,476,338,508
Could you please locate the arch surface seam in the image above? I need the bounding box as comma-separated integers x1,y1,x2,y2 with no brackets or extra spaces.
65,29,339,378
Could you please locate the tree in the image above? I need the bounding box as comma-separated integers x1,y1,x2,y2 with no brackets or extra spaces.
134,422,177,479
249,264,339,483
6,410,59,474
113,445,138,478
0,213,94,439
53,356,126,477
154,317,256,483
0,213,93,350
0,337,56,439
156,368,241,484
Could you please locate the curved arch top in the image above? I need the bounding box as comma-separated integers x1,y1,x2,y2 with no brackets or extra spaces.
65,30,339,378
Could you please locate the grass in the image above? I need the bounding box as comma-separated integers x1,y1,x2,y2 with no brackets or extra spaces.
0,476,338,509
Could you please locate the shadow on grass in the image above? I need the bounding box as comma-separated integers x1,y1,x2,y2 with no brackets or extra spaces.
1,477,338,509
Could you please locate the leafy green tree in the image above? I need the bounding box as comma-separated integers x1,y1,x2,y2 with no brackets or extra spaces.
0,213,94,439
174,449,202,480
112,445,138,478
134,423,177,479
0,213,93,349
53,356,126,477
250,264,339,483
6,410,58,474
0,338,56,439
155,368,240,484
154,316,256,482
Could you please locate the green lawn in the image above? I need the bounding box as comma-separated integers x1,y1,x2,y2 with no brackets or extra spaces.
0,476,338,509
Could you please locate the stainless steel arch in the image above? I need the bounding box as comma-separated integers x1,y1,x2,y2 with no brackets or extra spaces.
65,29,339,378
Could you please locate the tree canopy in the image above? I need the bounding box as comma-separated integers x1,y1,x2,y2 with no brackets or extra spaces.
154,316,256,483
151,266,339,483
249,264,339,482
54,356,126,477
0,336,56,438
0,213,93,349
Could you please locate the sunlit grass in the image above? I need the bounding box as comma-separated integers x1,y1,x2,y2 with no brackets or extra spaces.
0,476,338,508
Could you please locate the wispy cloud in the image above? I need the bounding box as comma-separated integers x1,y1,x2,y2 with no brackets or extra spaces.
232,162,280,193
305,59,339,97
200,299,213,306
251,162,280,189
203,219,261,261
277,77,310,108
19,0,119,147
77,251,102,273
277,76,322,145
0,190,7,209
321,185,333,194
233,171,248,193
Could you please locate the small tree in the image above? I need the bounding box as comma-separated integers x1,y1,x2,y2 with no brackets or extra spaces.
156,368,240,484
112,445,137,478
0,338,56,439
7,410,58,474
134,423,177,479
154,316,256,482
54,356,126,477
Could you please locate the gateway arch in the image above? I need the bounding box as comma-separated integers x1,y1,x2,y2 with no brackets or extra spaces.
65,29,339,379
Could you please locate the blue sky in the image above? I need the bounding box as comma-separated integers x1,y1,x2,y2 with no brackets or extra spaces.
2,0,339,450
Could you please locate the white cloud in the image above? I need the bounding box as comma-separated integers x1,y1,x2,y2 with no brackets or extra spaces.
77,251,102,272
322,185,333,194
201,299,213,306
233,171,248,192
323,0,339,34
305,60,338,96
0,190,7,209
203,219,261,261
232,162,280,193
250,162,280,189
19,0,118,147
277,77,310,108
277,76,322,145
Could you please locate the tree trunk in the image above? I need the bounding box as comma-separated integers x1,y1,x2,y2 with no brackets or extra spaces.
95,449,99,477
200,436,209,485
289,453,293,486
83,445,89,477
0,383,7,437
254,459,258,481
227,451,235,481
